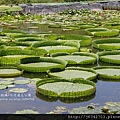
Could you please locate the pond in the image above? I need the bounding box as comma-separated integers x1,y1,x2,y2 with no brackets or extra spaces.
0,14,120,114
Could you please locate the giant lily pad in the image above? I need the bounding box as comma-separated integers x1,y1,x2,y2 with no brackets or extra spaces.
51,52,97,65
98,50,120,64
92,38,120,50
36,78,96,98
85,28,119,37
93,66,120,80
48,67,97,81
0,68,23,77
32,41,79,54
17,57,67,73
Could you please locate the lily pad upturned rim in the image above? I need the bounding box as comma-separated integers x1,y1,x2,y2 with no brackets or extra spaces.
93,66,120,80
48,67,97,81
98,50,120,64
92,38,120,50
17,57,67,73
51,52,98,65
36,78,96,98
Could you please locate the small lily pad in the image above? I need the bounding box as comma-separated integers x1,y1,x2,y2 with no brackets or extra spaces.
0,85,8,90
3,78,15,81
0,81,14,85
14,80,31,84
14,109,39,114
30,78,42,84
8,84,15,88
9,88,28,93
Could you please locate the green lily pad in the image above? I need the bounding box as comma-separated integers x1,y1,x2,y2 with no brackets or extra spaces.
14,80,31,84
0,81,14,85
9,88,28,93
39,82,94,95
17,57,67,73
3,78,15,81
0,85,8,90
36,78,96,98
52,52,97,65
39,46,77,53
93,66,120,80
14,109,39,114
30,78,42,84
0,68,23,77
48,67,97,81
8,84,15,88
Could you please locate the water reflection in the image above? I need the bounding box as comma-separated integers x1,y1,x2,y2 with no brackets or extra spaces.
36,91,95,104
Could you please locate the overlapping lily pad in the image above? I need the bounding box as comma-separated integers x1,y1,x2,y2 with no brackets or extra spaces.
32,41,79,54
51,52,98,65
57,34,92,47
48,67,97,81
36,78,96,98
17,57,67,73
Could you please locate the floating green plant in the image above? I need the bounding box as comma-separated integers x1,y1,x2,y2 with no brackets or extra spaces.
51,52,98,65
32,41,79,54
98,50,120,64
85,28,119,37
93,66,120,80
9,88,28,93
36,78,96,98
17,57,67,73
48,67,97,81
0,67,23,77
92,38,120,50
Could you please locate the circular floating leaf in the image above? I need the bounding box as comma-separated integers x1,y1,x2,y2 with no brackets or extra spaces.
48,67,97,81
3,78,15,81
0,68,23,77
92,38,120,50
14,109,39,114
0,85,7,90
51,52,97,65
8,85,15,88
85,28,119,37
98,50,120,64
17,57,67,73
36,78,96,98
9,88,28,93
93,66,120,80
32,41,79,54
14,80,31,84
30,78,42,84
0,81,14,85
